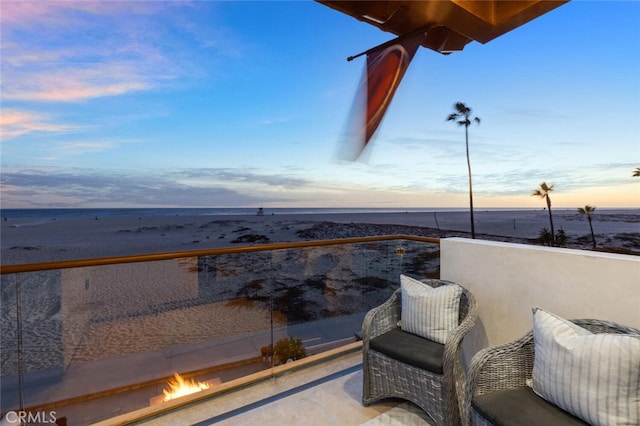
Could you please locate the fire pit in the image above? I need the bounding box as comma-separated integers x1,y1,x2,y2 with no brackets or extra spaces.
150,373,221,405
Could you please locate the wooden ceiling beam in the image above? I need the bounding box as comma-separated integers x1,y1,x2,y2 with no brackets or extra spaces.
317,1,568,54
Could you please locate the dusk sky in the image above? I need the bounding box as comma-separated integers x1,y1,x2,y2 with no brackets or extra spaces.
1,1,639,209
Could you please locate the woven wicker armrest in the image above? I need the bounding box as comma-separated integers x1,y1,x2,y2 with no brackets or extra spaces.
444,289,478,425
445,290,479,362
466,330,534,401
442,290,478,383
362,288,401,344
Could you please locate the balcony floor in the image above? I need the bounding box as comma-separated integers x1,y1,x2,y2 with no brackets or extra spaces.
124,350,432,426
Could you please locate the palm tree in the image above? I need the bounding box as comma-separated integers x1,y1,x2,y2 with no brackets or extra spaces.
578,205,597,248
447,102,480,239
633,167,640,177
532,182,555,242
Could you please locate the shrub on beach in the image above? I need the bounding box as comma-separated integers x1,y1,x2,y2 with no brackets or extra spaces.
274,336,307,365
538,228,567,247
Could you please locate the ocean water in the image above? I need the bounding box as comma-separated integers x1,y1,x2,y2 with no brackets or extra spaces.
2,206,637,220
0,207,473,219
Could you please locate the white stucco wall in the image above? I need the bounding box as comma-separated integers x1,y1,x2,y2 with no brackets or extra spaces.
440,237,640,361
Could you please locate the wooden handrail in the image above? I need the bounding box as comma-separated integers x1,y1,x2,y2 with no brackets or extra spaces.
1,234,440,274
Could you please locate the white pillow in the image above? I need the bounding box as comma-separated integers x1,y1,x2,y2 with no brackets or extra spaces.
532,307,640,426
400,275,462,344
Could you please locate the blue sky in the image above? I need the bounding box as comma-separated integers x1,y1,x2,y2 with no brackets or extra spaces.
1,0,639,209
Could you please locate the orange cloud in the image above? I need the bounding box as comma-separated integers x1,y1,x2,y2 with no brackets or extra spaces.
3,54,153,102
1,109,75,140
5,80,148,103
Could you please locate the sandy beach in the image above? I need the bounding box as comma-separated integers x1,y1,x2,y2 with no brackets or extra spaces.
2,209,639,265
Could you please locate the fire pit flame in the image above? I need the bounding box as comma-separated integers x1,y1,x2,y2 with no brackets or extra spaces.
162,373,211,402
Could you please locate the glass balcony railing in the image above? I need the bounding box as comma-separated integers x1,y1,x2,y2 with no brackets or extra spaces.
0,235,439,424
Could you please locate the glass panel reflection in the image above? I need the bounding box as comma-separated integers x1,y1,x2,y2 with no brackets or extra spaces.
0,238,439,423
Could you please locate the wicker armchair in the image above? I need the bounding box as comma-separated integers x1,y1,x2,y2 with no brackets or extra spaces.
466,319,640,426
362,279,478,426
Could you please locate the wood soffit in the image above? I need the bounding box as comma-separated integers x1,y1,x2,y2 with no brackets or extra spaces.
316,0,569,54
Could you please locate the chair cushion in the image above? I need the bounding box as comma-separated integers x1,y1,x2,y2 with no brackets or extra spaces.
472,387,588,426
369,328,444,374
531,308,640,426
400,275,462,344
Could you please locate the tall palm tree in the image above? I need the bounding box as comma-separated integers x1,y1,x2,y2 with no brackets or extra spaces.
633,167,640,177
532,182,555,242
578,205,597,248
447,102,480,239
